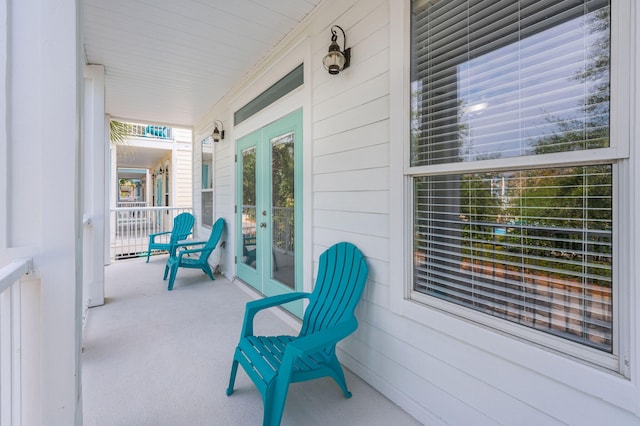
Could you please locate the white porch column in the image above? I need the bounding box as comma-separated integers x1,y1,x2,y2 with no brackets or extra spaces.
83,65,106,308
109,132,117,261
40,0,83,423
1,0,83,424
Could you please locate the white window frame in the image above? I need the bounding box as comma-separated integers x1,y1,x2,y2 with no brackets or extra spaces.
199,131,215,229
390,0,633,375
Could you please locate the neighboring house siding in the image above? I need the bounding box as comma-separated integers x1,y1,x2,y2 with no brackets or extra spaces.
115,126,192,208
174,143,192,208
195,0,640,424
193,132,203,228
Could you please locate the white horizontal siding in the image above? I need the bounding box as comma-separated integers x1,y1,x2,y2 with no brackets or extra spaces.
313,210,388,237
314,146,389,175
342,332,506,426
313,96,389,140
312,229,388,265
192,136,203,232
174,154,192,208
314,72,389,122
173,128,192,143
363,278,391,310
314,119,389,157
313,190,388,215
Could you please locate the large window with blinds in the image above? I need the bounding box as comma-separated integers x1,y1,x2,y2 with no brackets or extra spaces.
409,0,619,358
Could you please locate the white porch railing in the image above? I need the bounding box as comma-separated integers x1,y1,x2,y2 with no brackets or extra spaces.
110,207,193,261
128,123,173,140
0,258,33,426
117,201,148,208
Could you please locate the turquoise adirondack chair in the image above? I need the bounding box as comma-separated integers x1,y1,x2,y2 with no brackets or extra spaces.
226,242,368,426
146,212,194,263
163,217,225,291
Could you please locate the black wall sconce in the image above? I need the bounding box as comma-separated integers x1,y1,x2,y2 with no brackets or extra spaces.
212,120,225,142
322,25,351,75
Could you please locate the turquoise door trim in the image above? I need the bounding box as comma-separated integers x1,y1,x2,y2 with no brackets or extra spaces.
236,128,262,291
235,108,303,317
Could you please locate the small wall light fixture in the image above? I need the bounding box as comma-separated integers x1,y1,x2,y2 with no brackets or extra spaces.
323,25,351,75
212,120,225,142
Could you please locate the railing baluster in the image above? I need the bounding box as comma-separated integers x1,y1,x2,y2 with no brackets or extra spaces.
0,258,33,426
109,207,193,261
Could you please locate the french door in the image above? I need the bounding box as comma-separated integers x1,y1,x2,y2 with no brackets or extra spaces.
235,109,302,317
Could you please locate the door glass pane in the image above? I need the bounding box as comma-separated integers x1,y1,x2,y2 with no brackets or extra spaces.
201,192,213,227
242,147,257,269
271,132,295,288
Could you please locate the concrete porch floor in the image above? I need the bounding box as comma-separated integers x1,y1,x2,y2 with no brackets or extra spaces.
82,256,422,426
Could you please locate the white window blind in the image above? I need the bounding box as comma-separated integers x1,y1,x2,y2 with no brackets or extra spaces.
413,166,612,351
410,0,613,353
410,0,610,166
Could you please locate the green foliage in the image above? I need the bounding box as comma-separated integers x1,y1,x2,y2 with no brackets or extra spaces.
271,141,295,208
242,147,256,208
109,120,132,144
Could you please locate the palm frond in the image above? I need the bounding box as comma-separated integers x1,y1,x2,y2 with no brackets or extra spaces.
109,120,132,144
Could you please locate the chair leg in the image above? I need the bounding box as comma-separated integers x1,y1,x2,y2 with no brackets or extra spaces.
146,247,151,263
163,263,170,280
266,375,291,426
168,264,179,291
226,357,239,396
327,355,352,398
202,263,215,281
265,355,294,426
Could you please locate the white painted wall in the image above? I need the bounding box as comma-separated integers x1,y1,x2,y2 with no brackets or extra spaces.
0,0,83,424
193,0,640,424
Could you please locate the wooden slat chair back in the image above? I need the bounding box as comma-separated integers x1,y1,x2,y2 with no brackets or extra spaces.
163,217,225,291
226,242,368,426
146,212,194,263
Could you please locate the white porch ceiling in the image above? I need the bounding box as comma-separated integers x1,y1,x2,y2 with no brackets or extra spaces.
116,144,170,172
83,0,321,127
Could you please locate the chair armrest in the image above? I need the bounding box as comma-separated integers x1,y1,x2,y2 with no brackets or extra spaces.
174,239,206,249
286,319,358,358
241,292,311,337
149,231,171,242
176,245,208,259
171,240,207,253
167,239,205,257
